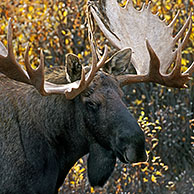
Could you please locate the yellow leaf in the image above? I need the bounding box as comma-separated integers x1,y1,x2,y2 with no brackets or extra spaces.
78,53,83,59
151,138,159,142
141,111,145,117
155,120,160,124
152,156,160,162
143,178,148,182
152,142,158,149
63,11,67,17
79,158,83,163
135,99,142,105
141,166,148,172
155,126,162,130
91,187,95,193
70,181,75,185
84,50,89,56
18,34,23,41
165,5,171,10
65,39,69,45
61,30,66,35
19,7,24,12
79,168,85,173
151,175,157,183
1,24,6,31
29,6,33,12
181,58,189,66
54,4,58,11
155,171,162,176
27,13,32,20
31,63,37,70
163,165,168,171
164,15,171,21
177,0,182,4
160,162,164,167
30,35,36,42
181,66,188,72
45,56,53,59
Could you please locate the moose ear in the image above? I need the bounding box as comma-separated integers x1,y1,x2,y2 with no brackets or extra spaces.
103,48,132,75
65,53,82,82
87,143,116,187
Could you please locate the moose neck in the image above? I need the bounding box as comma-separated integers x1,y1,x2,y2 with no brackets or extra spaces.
40,94,90,172
12,83,90,187
29,92,90,190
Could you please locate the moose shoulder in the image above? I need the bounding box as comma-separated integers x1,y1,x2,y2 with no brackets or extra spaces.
0,0,193,193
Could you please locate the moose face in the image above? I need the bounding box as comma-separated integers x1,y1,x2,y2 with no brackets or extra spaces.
82,72,147,163
64,50,147,187
81,72,147,186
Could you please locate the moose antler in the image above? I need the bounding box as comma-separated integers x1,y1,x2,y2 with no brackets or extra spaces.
89,0,194,88
0,19,108,99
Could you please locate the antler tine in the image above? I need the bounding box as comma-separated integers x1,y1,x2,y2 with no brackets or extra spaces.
167,39,194,88
125,0,133,8
184,62,194,76
170,41,182,77
90,6,120,49
168,19,192,71
168,15,192,75
0,18,30,84
24,45,46,95
168,10,180,28
140,3,146,12
146,37,193,88
80,66,86,85
173,12,192,43
87,6,98,66
147,1,151,10
85,45,109,86
89,32,98,66
146,40,160,76
179,19,192,49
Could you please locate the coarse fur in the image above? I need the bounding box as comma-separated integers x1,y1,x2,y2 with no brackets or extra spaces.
0,64,146,194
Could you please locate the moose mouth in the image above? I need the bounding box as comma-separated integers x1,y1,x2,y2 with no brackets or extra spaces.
116,147,147,164
116,148,132,164
123,151,134,163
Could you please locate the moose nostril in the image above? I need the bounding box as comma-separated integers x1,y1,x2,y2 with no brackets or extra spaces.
124,147,136,163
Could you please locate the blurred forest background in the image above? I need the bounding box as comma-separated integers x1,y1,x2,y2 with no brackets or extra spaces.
0,0,193,193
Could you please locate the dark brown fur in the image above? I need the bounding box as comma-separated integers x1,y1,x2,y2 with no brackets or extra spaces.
0,66,146,193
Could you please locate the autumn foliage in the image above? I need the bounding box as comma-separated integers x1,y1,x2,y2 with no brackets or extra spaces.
0,0,193,193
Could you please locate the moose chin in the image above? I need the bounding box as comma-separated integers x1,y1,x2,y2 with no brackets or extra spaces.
0,0,193,193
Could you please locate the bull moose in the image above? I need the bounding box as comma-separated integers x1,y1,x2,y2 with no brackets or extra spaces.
0,0,193,193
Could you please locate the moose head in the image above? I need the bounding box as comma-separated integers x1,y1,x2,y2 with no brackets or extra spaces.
0,0,193,193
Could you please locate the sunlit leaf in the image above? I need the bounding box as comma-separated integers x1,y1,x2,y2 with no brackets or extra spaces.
151,175,157,183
